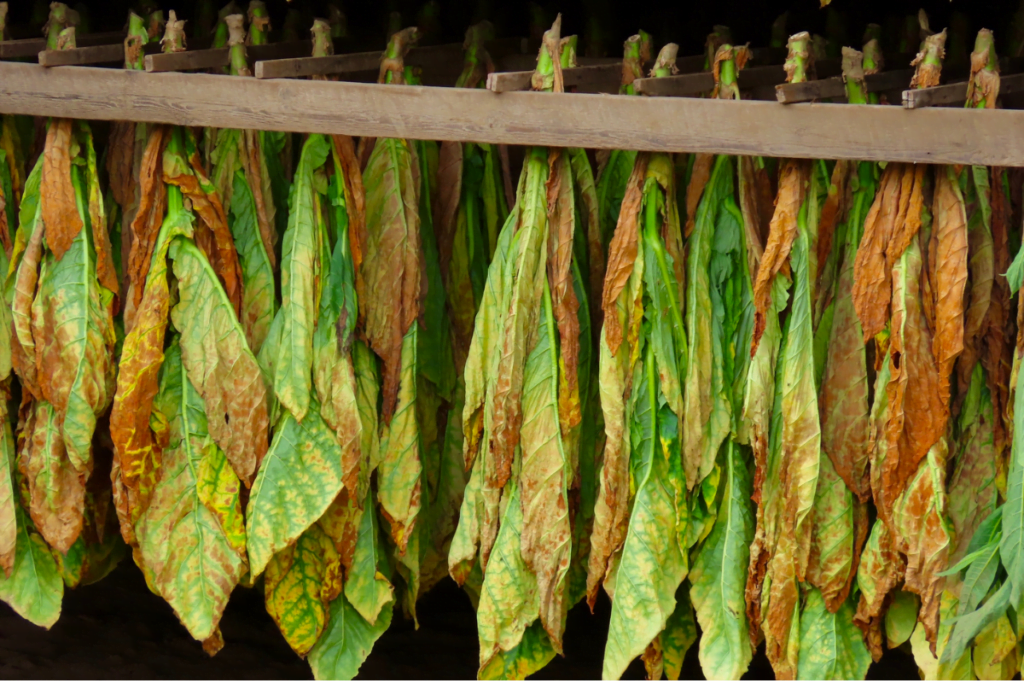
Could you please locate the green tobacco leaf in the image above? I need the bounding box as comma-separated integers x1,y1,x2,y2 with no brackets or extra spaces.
1004,357,1024,604
308,594,394,681
169,237,269,487
596,149,638,247
807,452,857,609
134,341,247,642
943,580,1011,665
662,585,698,681
264,522,338,656
229,169,276,356
344,489,394,625
885,590,920,649
246,401,344,579
0,505,63,628
479,620,557,681
689,439,754,680
603,348,687,680
272,134,331,422
796,589,871,680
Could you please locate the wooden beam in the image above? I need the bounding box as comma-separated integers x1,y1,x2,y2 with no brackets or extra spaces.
634,64,787,97
903,72,1024,109
146,40,313,72
0,30,125,59
487,63,625,93
776,69,915,104
38,42,125,67
2,62,1023,166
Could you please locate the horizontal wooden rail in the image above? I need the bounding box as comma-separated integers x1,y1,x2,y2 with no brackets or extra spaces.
903,73,1024,109
0,30,124,59
776,69,915,104
487,63,624,93
145,40,314,72
39,42,125,67
1,62,1023,166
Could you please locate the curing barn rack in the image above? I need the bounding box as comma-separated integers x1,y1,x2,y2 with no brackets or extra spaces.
2,20,1024,167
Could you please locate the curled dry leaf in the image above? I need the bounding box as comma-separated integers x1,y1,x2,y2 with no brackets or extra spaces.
601,155,648,355
40,119,83,261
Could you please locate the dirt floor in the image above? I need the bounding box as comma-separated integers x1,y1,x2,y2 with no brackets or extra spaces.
0,561,921,679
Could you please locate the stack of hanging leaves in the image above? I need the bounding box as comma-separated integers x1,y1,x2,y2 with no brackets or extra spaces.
108,14,267,656
589,42,698,682
447,15,603,678
1,21,124,630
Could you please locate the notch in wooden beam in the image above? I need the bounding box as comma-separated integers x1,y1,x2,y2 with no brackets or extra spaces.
776,68,915,104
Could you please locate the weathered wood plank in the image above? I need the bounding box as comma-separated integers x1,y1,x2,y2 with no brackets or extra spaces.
0,30,124,59
145,40,313,72
903,72,1024,109
634,64,789,97
776,68,915,104
2,61,1023,166
487,62,624,93
38,42,124,67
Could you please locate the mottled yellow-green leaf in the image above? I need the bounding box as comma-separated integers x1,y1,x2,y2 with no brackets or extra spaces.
689,439,755,680
603,349,688,680
973,609,1017,680
885,590,920,649
377,325,421,559
265,523,338,656
0,391,16,575
308,593,394,681
0,504,63,628
134,341,247,642
272,134,331,421
168,237,269,487
479,619,557,681
229,169,275,356
246,401,344,579
807,452,858,610
796,589,870,680
934,590,974,679
662,586,698,681
344,488,394,626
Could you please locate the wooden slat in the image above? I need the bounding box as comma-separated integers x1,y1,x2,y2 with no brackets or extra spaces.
2,62,1024,166
776,69,915,104
903,72,1024,109
634,64,788,97
38,42,124,67
146,39,313,72
487,63,624,93
0,30,125,59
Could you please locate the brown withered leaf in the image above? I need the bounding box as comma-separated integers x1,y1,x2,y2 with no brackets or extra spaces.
601,154,648,355
854,523,904,661
751,159,807,355
983,167,1012,452
909,30,947,90
434,140,463,286
106,121,136,211
546,150,580,401
817,160,852,282
0,182,9,258
20,401,85,555
684,153,713,238
10,217,45,399
884,234,945,513
762,533,800,679
126,126,169,324
41,119,83,260
331,135,368,326
930,166,968,414
737,156,766,279
88,153,119,298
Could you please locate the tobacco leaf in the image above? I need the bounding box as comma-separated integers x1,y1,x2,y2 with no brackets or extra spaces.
603,351,688,680
796,590,871,679
241,129,277,271
546,151,580,404
751,159,805,355
169,238,269,487
737,156,767,281
308,596,394,680
40,119,83,260
19,400,84,555
601,155,648,355
362,137,422,423
270,134,331,421
982,167,1012,454
105,120,136,213
806,455,867,611
884,235,945,512
955,167,994,401
228,169,276,357
264,522,339,656
83,129,118,298
816,160,852,283
518,285,571,651
434,140,462,286
125,125,169,324
0,391,15,576
689,440,754,680
10,168,45,399
683,153,713,238
342,488,394,625
852,164,908,341
0,504,63,628
931,165,969,415
133,341,247,643
661,588,698,681
568,147,603,331
245,401,345,579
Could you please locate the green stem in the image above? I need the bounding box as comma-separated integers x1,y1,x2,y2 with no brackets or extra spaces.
247,1,269,46
842,48,868,105
124,12,148,69
784,32,811,85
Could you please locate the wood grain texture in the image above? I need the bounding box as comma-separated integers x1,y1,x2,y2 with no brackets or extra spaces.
0,31,124,59
145,40,313,72
2,62,1024,165
776,69,915,104
487,63,623,93
38,43,125,67
903,72,1024,109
